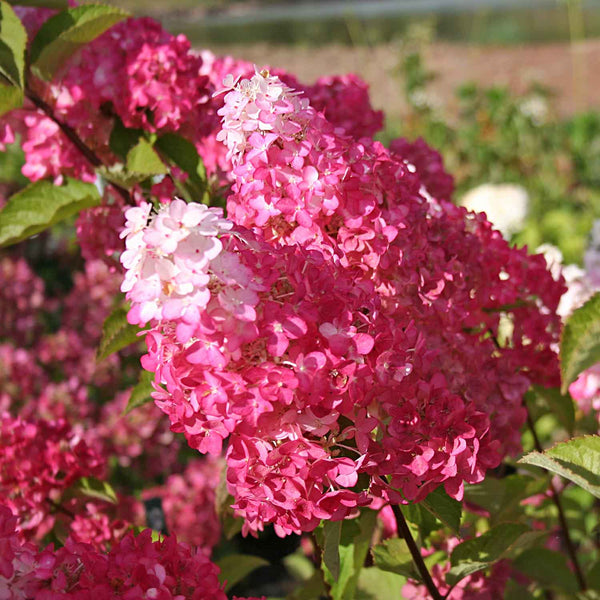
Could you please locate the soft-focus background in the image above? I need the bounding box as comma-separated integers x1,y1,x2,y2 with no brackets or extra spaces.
92,0,600,264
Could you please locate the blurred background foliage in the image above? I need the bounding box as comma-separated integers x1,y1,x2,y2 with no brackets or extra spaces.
113,0,600,47
381,20,600,264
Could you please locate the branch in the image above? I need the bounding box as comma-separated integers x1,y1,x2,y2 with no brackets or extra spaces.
45,497,76,519
525,403,587,591
392,504,444,600
24,86,134,206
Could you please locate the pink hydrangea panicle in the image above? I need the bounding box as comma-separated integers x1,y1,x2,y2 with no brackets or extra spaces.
0,502,228,599
0,414,106,540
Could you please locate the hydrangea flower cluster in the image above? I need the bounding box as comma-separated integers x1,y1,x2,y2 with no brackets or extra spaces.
121,72,564,539
0,504,229,600
62,18,211,136
0,257,45,346
0,414,106,540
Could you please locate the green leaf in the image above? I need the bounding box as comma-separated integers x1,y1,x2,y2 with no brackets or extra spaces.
513,548,579,593
587,560,600,591
503,579,536,600
126,137,167,176
97,305,144,361
519,435,600,499
0,82,22,116
98,164,149,189
29,4,129,80
131,526,165,542
527,384,575,435
282,551,315,582
320,510,378,600
0,177,101,247
287,571,327,600
464,474,549,525
421,486,462,534
446,523,530,586
322,520,342,581
216,554,268,593
71,477,117,504
0,1,26,87
401,501,438,541
109,118,144,160
560,292,600,393
371,538,419,580
125,370,155,414
356,567,406,600
155,133,209,202
0,2,26,115
150,529,165,542
214,477,242,540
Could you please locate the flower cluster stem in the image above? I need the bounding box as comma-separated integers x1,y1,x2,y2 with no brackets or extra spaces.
25,86,134,206
391,504,443,600
525,405,587,591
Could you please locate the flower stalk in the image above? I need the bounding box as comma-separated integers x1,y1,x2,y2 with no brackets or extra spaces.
391,504,444,600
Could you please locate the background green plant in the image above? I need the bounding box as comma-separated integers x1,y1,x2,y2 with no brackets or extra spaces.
382,30,600,264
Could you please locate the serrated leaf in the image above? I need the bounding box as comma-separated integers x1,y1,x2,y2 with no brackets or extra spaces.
97,305,144,361
560,292,600,393
71,477,117,504
216,554,269,593
126,137,167,176
0,2,26,87
371,538,419,580
519,435,600,499
513,548,579,593
155,133,209,202
446,523,530,586
30,4,129,80
0,177,101,247
125,370,155,414
421,486,462,534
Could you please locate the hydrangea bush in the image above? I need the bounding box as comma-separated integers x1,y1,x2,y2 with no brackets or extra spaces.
1,3,600,599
